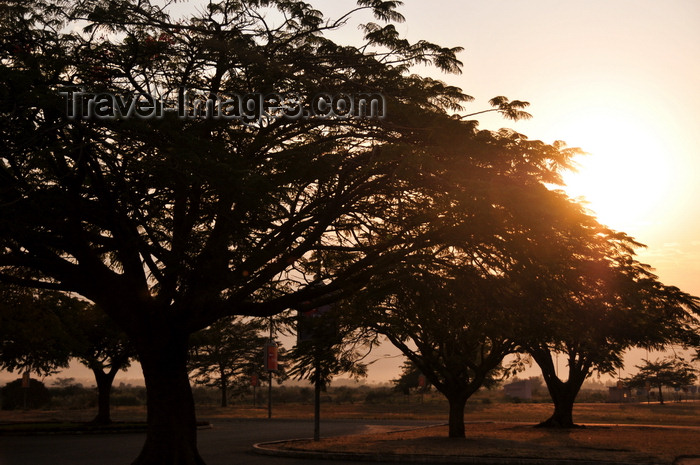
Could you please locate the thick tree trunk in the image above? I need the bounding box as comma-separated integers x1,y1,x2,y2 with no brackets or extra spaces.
446,394,468,438
132,332,205,465
91,368,118,425
536,386,579,428
658,385,664,404
531,348,587,429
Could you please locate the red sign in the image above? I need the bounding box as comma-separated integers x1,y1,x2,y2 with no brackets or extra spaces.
418,375,426,388
264,343,278,371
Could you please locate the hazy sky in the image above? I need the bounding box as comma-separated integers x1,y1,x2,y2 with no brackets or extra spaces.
3,1,698,386
318,0,700,383
396,0,700,295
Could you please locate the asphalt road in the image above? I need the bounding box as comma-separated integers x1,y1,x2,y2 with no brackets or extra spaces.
0,418,437,465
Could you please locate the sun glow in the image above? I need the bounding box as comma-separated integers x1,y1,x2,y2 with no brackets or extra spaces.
557,109,671,237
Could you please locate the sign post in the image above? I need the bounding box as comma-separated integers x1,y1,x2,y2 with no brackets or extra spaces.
251,374,259,407
297,304,333,441
21,372,29,410
264,343,277,418
265,317,277,419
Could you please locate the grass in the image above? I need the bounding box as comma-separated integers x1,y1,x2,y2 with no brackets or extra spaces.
0,420,149,435
197,398,700,427
1,399,698,451
275,422,700,464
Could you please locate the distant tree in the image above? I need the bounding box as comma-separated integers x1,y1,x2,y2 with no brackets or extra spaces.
0,284,74,376
0,285,135,424
60,301,136,424
0,283,134,424
188,316,268,407
624,357,698,404
287,306,372,388
287,305,373,440
392,360,429,395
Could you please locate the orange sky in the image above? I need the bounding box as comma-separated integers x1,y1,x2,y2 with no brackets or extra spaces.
323,0,700,383
3,1,698,387
396,0,700,296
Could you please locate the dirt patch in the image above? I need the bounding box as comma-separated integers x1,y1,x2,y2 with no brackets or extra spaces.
274,422,700,464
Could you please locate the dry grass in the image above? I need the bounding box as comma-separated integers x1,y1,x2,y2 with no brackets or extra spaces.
195,400,700,427
276,422,700,464
0,405,147,423
3,401,698,426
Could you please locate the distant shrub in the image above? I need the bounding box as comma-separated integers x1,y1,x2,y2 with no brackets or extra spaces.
331,386,359,404
364,387,394,404
1,378,51,410
112,391,144,406
49,382,95,409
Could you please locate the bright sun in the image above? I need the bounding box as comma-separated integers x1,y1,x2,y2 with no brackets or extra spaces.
557,109,671,237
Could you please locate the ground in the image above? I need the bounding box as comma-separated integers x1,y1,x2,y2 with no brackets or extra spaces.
271,422,700,464
1,400,698,463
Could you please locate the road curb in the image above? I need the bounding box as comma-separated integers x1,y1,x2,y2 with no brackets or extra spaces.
252,438,663,465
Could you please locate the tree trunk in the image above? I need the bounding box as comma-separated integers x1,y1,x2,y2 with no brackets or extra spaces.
446,394,468,438
220,373,228,408
658,385,664,404
531,349,586,428
537,386,578,428
91,368,118,425
132,332,205,465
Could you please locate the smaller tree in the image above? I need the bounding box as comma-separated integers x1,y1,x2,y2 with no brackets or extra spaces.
0,284,134,424
392,360,430,395
60,302,136,424
188,316,269,407
355,264,523,439
286,307,371,387
0,285,74,376
287,306,372,441
624,357,698,404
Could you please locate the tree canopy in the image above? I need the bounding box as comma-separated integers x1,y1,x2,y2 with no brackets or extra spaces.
513,199,700,427
0,284,74,376
2,0,564,462
624,357,698,404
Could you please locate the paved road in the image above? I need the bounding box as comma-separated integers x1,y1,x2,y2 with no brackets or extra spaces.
0,418,437,465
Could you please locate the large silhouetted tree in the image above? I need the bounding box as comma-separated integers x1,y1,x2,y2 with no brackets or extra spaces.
514,201,700,427
358,266,521,438
347,184,590,439
1,0,570,462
